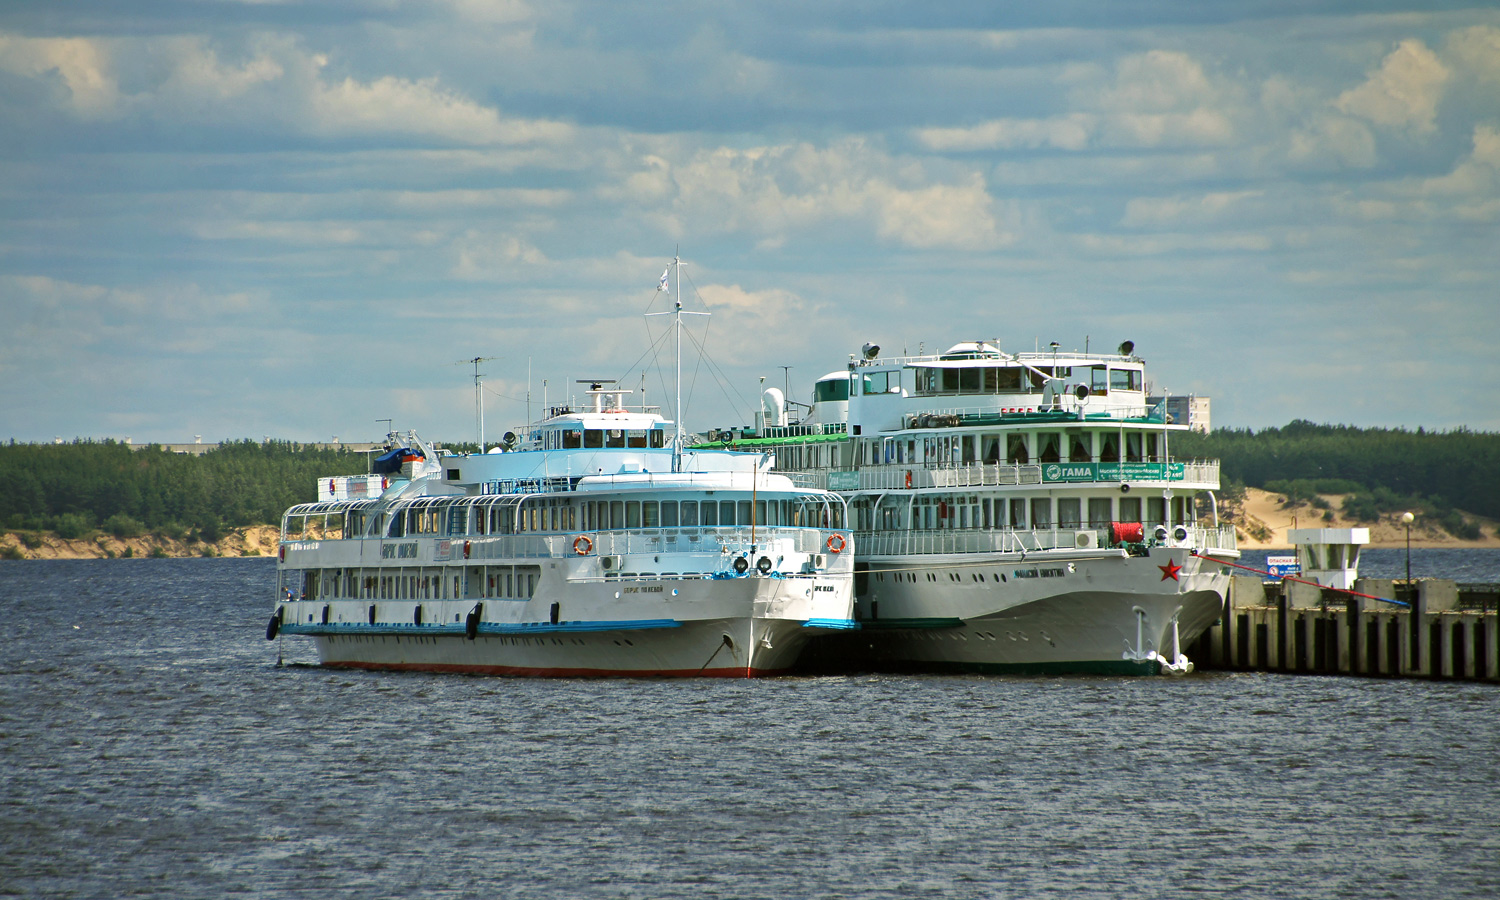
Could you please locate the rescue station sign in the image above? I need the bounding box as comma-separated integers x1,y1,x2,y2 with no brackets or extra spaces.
1042,462,1186,483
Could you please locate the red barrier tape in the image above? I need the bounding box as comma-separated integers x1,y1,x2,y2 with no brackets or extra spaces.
1191,551,1409,608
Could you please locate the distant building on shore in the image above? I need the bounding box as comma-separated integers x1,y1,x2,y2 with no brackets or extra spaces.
1146,394,1211,433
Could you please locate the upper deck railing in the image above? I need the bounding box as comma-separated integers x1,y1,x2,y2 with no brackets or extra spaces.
801,459,1220,492
855,524,1237,558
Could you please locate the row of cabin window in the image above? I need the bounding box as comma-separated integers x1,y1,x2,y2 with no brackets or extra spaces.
379,497,844,539
542,428,668,450
770,443,839,471
852,494,1193,532
859,365,1143,397
580,498,839,530
862,430,1166,467
301,567,541,601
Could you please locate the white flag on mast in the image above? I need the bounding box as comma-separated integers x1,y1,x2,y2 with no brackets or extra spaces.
657,267,669,292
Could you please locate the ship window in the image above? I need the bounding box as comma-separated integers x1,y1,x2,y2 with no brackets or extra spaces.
628,430,648,448
1111,369,1142,391
701,502,718,528
1147,433,1161,462
1009,499,1027,529
862,371,890,395
982,435,1001,462
1038,433,1061,464
642,501,659,528
739,501,753,525
562,429,582,449
1099,433,1119,463
584,429,604,448
716,501,733,527
605,429,626,449
1006,434,1029,465
1089,498,1113,527
1091,366,1109,395
1120,497,1141,523
650,429,666,448
680,501,698,527
1125,433,1144,462
1069,433,1092,462
660,501,678,527
1031,498,1053,529
1058,498,1082,528
609,501,623,530
755,500,766,526
1147,497,1166,525
814,378,850,402
959,368,981,392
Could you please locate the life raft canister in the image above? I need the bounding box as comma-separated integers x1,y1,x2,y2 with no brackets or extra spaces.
573,535,593,555
826,533,846,554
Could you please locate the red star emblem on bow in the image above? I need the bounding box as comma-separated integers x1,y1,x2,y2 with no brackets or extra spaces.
1158,559,1183,581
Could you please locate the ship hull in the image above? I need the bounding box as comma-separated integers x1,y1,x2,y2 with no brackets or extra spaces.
276,573,854,678
803,548,1229,675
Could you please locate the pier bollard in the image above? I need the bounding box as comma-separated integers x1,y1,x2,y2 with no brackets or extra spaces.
1347,598,1362,676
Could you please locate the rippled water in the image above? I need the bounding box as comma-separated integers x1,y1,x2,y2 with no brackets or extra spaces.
3,558,1499,899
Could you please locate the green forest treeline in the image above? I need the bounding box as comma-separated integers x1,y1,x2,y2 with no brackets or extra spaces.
0,440,369,543
1174,421,1499,538
2,421,1496,543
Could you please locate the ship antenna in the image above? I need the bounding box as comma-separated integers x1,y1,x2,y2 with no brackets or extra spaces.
646,251,708,473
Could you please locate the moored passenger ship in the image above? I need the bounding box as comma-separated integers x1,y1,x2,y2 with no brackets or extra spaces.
703,340,1237,675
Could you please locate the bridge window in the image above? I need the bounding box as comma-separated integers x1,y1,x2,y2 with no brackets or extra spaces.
1111,369,1142,391
628,430,648,448
650,429,666,448
562,429,582,449
584,429,604,448
814,378,850,402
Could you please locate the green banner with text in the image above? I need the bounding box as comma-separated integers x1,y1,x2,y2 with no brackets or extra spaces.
1041,462,1185,483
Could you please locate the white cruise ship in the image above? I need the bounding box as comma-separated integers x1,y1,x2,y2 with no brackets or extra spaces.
266,260,854,677
699,339,1237,675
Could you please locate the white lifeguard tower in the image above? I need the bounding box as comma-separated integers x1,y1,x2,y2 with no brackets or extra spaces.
1288,528,1370,590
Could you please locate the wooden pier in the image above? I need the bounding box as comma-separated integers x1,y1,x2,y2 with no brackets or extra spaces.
1189,576,1500,682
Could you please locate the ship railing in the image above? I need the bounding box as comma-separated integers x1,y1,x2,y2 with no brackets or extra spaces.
590,526,832,557
855,523,1237,557
817,458,1221,492
771,471,820,489
1182,460,1219,484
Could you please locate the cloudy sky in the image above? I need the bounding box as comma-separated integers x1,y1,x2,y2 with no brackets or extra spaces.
3,1,1497,445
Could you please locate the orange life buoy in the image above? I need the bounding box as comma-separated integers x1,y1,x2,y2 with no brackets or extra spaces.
827,533,846,554
573,535,593,555
905,470,912,489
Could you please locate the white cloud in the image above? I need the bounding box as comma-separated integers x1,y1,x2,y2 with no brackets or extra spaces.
1334,39,1450,134
916,115,1094,152
1121,190,1263,227
0,32,120,115
1445,25,1500,86
643,140,1008,251
452,231,549,279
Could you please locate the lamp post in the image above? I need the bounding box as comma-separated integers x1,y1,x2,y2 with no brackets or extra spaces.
1402,511,1415,594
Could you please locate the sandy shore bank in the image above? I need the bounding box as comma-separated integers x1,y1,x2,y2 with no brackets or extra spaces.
1224,488,1500,550
1,525,282,560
